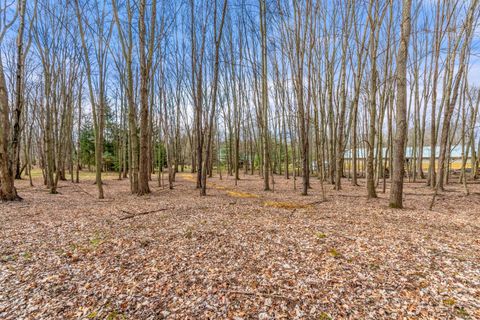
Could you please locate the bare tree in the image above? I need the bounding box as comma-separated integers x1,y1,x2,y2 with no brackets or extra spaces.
75,0,113,199
389,0,412,209
259,0,270,191
137,0,157,195
0,0,19,200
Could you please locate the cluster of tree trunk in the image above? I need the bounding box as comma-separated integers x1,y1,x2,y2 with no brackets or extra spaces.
1,0,479,210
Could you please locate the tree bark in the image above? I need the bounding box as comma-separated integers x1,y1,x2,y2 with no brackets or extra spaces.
389,0,412,208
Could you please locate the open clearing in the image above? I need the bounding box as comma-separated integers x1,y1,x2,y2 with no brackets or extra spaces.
1,173,480,319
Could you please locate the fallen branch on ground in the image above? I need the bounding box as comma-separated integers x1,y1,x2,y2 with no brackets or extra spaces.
222,290,296,301
307,200,326,206
71,183,95,198
119,208,169,220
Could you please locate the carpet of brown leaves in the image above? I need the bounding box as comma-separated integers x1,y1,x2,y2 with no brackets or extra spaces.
1,172,479,319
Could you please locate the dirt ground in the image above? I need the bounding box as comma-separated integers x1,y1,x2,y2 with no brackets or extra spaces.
1,171,479,319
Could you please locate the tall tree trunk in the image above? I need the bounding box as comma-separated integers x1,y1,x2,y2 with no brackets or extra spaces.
137,0,154,195
389,0,412,208
260,0,270,191
201,0,227,196
0,56,20,201
12,0,27,181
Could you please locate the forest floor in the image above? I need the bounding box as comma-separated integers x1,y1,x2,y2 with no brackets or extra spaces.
1,171,479,320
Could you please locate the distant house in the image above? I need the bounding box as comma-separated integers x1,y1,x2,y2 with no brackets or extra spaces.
344,146,464,159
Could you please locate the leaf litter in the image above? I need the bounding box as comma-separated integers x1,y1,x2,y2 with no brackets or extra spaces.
1,174,479,319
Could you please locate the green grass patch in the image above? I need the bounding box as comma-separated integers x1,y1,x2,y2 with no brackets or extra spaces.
315,232,327,239
328,248,342,259
443,298,456,306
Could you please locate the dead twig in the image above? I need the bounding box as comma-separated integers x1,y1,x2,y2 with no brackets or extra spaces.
223,290,296,301
71,183,95,198
308,200,326,206
119,208,169,220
